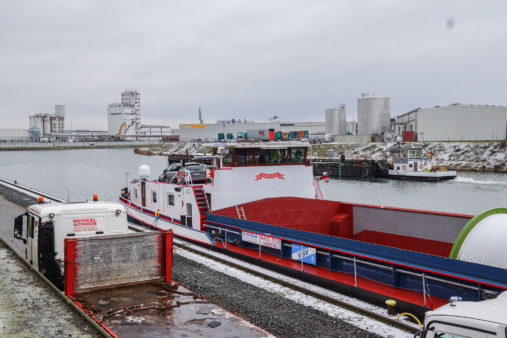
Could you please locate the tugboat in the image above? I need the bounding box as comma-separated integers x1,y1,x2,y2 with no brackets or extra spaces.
386,146,456,181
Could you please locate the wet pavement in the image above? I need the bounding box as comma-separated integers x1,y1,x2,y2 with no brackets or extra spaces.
76,282,270,338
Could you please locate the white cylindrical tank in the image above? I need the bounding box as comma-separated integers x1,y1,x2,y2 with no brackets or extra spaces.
357,96,391,135
325,105,346,135
454,209,507,269
43,117,51,136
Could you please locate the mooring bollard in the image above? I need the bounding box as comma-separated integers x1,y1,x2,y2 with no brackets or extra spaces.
385,299,397,315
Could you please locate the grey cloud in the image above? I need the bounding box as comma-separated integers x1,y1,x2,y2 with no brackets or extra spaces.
1,0,506,129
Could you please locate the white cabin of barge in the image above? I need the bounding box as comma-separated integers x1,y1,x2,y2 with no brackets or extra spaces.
124,142,320,235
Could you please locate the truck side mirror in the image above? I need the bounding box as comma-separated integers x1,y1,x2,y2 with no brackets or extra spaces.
14,215,26,243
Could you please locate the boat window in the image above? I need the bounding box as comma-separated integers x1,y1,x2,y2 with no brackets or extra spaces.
235,148,254,165
289,147,305,163
134,188,137,199
270,149,286,164
255,149,271,164
402,150,408,158
152,191,157,203
391,150,401,158
167,193,174,206
222,149,232,165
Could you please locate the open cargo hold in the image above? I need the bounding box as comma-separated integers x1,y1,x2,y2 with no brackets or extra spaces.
205,197,507,318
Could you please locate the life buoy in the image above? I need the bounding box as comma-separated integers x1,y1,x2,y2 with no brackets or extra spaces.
419,164,423,169
402,165,407,170
177,170,185,181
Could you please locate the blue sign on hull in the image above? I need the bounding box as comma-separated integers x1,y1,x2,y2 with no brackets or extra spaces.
291,244,317,265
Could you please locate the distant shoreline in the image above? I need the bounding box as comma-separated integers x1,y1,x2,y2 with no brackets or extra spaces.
0,141,163,151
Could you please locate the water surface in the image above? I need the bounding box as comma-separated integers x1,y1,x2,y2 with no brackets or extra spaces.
1,148,506,215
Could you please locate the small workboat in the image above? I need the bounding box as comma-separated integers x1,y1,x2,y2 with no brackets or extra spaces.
386,147,456,181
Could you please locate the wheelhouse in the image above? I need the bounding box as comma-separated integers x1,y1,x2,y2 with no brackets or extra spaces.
211,142,309,168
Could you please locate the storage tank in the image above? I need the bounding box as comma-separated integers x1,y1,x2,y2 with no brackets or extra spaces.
357,96,391,135
325,105,346,135
43,117,51,136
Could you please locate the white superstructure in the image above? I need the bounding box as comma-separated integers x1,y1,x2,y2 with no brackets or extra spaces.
121,142,322,245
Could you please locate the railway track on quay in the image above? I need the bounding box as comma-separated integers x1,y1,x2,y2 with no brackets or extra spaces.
0,179,418,337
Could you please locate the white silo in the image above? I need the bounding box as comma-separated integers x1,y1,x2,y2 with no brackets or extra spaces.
357,95,391,135
325,105,346,135
43,116,51,136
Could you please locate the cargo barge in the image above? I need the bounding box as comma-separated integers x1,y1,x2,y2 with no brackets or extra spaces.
120,142,506,316
311,147,456,181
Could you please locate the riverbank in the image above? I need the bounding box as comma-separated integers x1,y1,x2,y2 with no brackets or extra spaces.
141,141,507,172
0,141,162,151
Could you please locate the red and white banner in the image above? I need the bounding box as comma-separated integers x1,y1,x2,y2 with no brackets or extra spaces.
242,232,281,249
73,218,97,231
255,172,285,181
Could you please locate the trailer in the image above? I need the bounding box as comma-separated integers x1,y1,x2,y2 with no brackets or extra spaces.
13,201,270,337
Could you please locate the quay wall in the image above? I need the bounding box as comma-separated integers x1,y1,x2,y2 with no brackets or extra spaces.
0,140,162,151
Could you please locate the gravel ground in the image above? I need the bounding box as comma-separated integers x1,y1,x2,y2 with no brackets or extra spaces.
173,254,379,338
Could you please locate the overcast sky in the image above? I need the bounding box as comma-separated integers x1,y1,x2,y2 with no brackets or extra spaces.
1,1,506,130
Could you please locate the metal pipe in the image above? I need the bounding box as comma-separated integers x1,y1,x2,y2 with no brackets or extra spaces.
353,257,357,287
422,273,426,307
331,253,487,292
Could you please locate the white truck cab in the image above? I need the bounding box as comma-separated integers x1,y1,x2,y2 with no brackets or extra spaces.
417,292,507,338
14,201,129,289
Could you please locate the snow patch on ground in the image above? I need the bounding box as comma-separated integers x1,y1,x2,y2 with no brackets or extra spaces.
311,142,507,172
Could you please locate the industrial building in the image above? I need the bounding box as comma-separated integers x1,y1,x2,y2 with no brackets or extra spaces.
107,89,140,136
107,103,136,136
395,103,507,141
28,105,65,141
121,89,141,134
177,120,325,141
0,129,29,142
